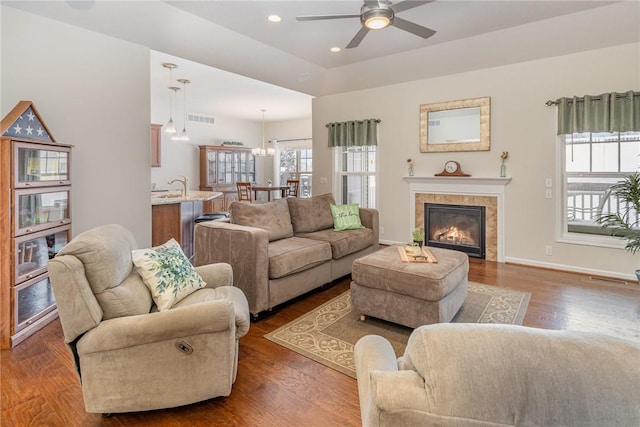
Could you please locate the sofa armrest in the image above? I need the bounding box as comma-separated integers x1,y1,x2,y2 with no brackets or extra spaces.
359,208,379,244
194,221,270,315
76,299,235,355
195,262,233,289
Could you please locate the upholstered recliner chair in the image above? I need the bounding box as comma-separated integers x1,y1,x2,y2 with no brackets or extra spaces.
355,323,640,427
48,224,250,414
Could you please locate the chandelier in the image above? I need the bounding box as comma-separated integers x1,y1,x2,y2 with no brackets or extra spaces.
252,109,275,157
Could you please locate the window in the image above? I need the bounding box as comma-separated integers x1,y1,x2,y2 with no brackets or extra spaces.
336,146,377,208
563,131,640,238
279,147,312,197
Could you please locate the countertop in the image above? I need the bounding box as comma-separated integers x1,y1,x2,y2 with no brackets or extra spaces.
151,190,223,206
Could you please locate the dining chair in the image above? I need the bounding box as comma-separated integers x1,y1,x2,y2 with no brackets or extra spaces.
236,182,252,202
286,179,300,198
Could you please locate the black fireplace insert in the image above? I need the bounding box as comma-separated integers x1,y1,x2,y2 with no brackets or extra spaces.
424,203,486,258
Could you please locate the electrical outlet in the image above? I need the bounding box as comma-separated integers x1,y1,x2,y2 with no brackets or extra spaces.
545,245,553,256
320,177,328,184
545,189,552,199
545,178,552,188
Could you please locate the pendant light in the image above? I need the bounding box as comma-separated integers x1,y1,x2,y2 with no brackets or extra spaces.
162,63,178,134
252,109,275,156
173,78,191,142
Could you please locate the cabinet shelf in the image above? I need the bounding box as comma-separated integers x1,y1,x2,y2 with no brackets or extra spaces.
199,145,255,211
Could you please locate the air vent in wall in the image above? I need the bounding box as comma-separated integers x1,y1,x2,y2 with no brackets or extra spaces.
187,113,215,125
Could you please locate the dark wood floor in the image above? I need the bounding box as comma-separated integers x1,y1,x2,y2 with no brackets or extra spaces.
2,259,639,426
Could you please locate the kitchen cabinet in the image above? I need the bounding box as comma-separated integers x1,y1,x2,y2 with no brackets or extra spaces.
1,101,72,348
199,145,255,211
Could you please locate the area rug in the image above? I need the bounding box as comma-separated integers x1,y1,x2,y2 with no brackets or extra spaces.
265,282,531,378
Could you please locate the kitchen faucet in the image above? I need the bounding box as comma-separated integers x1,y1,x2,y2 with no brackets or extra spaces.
168,176,188,198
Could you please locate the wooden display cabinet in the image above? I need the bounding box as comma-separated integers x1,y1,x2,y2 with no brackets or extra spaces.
1,101,72,348
199,145,255,211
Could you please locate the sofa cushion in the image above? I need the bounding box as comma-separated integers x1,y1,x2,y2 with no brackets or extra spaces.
296,227,373,259
330,203,365,231
132,238,206,311
287,193,335,233
230,198,294,242
268,237,332,279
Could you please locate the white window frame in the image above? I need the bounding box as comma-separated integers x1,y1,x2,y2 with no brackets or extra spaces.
555,133,635,250
333,145,377,208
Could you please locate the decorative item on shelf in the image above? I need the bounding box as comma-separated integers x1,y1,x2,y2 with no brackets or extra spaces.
500,151,509,177
412,227,424,247
172,78,191,142
406,158,415,176
267,179,273,186
222,141,243,146
252,109,275,157
162,63,178,134
435,160,470,177
595,172,640,281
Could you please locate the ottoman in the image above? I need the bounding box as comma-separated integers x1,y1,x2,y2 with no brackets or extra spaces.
351,245,469,328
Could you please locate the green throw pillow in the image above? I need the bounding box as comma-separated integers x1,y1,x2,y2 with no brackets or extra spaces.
132,238,205,311
330,203,364,231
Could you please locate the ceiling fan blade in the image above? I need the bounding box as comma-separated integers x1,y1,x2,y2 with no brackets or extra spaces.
346,27,370,49
391,0,434,14
296,14,360,21
393,17,436,39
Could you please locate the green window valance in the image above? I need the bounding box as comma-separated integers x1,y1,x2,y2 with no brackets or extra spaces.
551,90,640,135
327,119,380,147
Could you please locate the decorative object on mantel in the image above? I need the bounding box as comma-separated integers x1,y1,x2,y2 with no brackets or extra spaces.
435,160,470,177
420,96,491,153
222,141,243,146
500,151,509,177
252,109,275,157
406,158,415,176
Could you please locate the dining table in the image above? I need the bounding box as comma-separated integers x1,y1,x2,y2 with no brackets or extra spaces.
252,184,289,201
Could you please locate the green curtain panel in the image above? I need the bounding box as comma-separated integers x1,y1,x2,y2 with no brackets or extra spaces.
327,119,379,147
556,90,640,135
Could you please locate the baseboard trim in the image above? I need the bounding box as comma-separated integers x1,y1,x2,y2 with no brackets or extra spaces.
504,257,638,283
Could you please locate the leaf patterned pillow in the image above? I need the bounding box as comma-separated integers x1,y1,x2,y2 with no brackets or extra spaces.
132,238,205,311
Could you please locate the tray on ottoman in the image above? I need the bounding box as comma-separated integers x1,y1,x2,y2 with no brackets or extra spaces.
351,245,469,328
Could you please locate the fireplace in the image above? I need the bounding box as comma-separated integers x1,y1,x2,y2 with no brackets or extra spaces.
424,203,486,258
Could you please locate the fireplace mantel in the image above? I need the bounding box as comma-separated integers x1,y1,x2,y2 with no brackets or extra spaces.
405,176,510,262
403,176,511,186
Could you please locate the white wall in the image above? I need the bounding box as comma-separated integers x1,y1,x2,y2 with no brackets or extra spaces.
312,42,640,279
2,6,152,246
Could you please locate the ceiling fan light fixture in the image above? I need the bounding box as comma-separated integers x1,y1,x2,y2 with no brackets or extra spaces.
330,46,342,53
363,9,392,30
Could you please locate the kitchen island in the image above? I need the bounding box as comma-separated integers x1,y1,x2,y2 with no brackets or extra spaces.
151,191,222,260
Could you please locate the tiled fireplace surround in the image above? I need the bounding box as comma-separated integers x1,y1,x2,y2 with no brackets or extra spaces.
405,176,511,262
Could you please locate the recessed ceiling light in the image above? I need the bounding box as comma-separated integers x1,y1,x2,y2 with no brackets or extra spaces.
267,14,282,23
330,47,342,53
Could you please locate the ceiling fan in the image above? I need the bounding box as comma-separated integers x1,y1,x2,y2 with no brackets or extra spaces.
296,0,436,49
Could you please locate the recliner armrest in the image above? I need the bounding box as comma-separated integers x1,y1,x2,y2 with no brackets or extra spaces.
76,300,235,355
195,262,234,288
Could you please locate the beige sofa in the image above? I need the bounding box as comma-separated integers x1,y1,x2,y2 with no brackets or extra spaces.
48,224,250,414
355,323,640,427
194,193,379,317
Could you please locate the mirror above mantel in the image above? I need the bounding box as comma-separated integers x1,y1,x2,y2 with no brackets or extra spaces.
419,97,491,152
